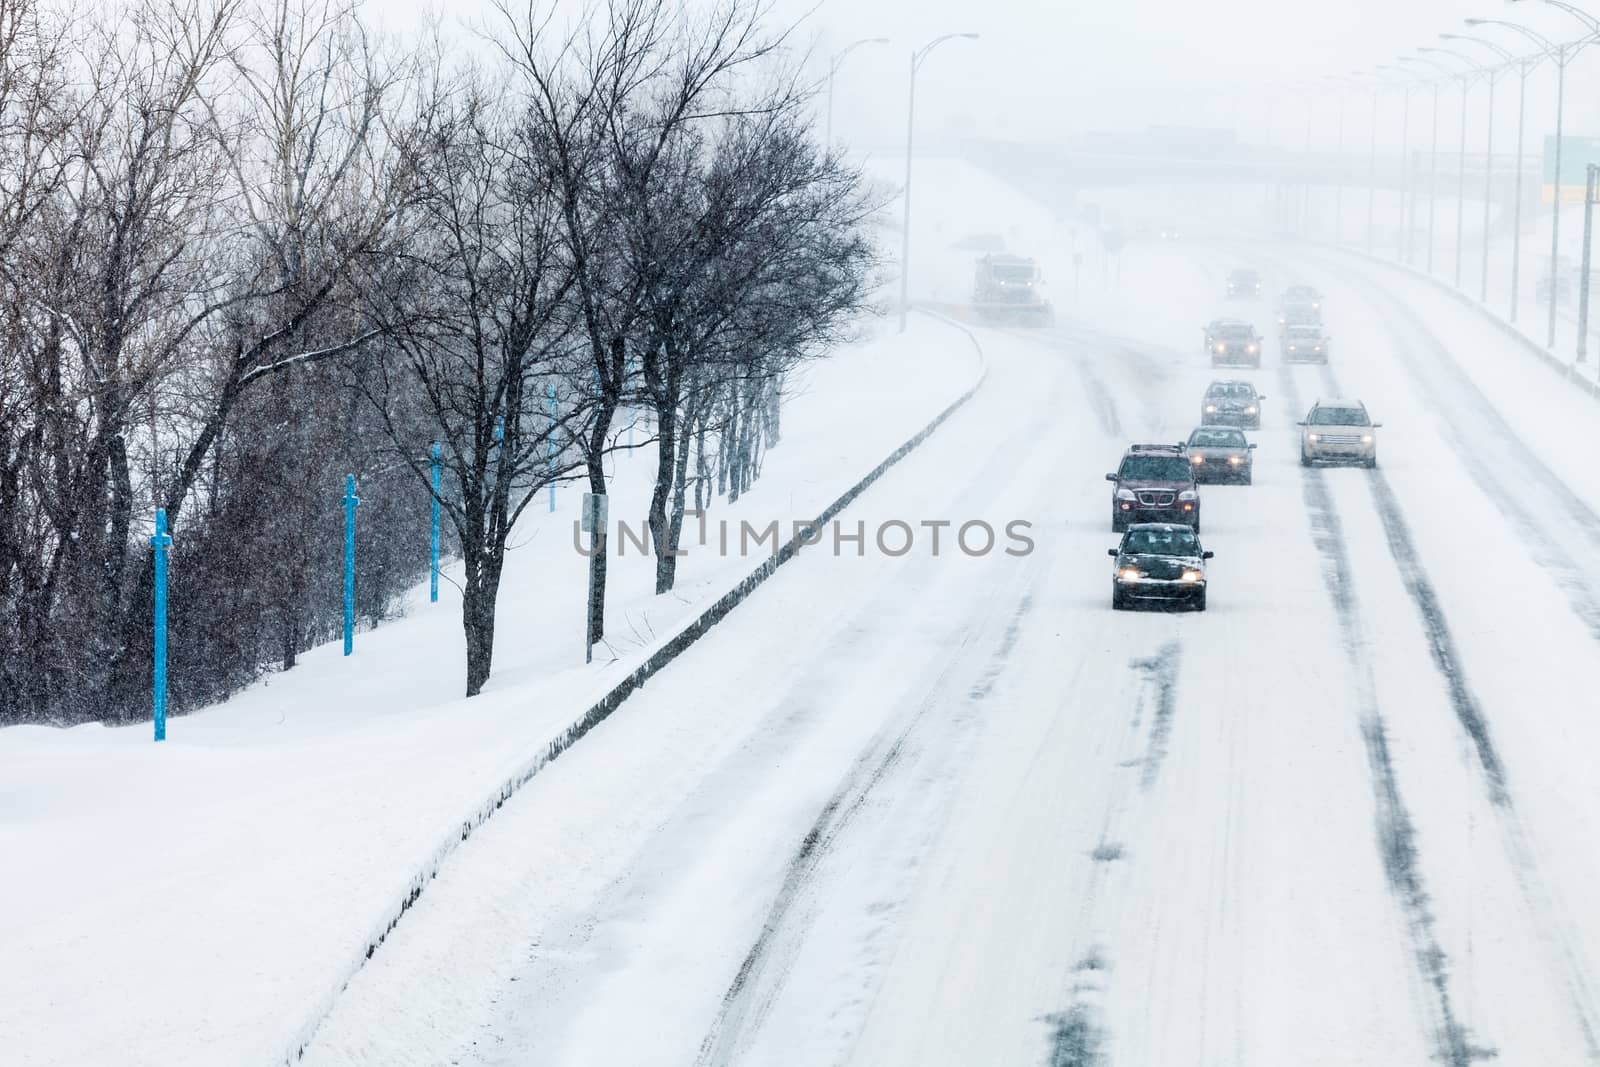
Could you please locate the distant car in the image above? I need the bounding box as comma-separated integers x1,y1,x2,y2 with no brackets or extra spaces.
1299,398,1381,467
1226,268,1262,298
1107,443,1201,533
1200,379,1264,429
1158,224,1181,240
1203,320,1262,368
1277,301,1321,327
1109,523,1213,612
1187,426,1257,484
1281,323,1329,364
1281,285,1322,312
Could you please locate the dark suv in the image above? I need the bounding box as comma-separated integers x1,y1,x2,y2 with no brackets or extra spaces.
1107,444,1202,533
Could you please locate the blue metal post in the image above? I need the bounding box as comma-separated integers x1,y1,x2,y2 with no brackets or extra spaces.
547,382,557,512
343,474,359,656
429,442,441,603
151,509,171,742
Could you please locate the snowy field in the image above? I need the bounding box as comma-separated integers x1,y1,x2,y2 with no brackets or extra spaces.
14,152,1600,1067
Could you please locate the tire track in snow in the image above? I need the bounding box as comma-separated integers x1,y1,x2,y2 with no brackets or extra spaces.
1129,641,1182,791
1294,253,1600,1060
1275,357,1495,1066
694,591,1038,1067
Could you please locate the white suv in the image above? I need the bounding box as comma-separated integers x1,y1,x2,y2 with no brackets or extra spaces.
1299,398,1381,468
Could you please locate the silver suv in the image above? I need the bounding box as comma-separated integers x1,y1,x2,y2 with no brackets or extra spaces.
1298,398,1381,468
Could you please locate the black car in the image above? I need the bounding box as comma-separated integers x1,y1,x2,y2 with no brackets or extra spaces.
1201,379,1264,429
1109,523,1213,612
1226,268,1262,298
1204,320,1261,368
1107,444,1202,533
1186,426,1257,484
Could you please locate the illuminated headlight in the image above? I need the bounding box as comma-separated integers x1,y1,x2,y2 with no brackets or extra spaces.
1215,344,1226,353
1205,404,1217,413
1178,490,1198,502
1308,433,1320,442
1314,345,1323,352
1191,455,1205,464
1361,435,1374,444
1228,455,1243,465
1245,406,1257,414
1246,344,1258,353
1118,567,1143,581
1288,345,1297,351
1180,570,1204,583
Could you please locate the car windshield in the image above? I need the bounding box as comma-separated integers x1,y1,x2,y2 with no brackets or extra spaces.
1287,327,1321,339
1231,271,1258,282
1123,527,1200,555
1216,325,1253,339
1189,428,1246,448
1287,287,1317,299
1119,456,1192,480
1207,383,1253,399
1309,406,1370,426
993,264,1035,282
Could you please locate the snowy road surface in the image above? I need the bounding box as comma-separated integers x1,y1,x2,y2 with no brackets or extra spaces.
300,229,1600,1066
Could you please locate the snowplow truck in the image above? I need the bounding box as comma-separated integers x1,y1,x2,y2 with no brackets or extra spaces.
972,254,1054,326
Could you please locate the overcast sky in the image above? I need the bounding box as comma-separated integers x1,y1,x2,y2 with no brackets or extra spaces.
364,0,1600,152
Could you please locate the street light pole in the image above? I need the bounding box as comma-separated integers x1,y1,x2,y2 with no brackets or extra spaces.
1400,57,1448,274
1442,33,1522,304
825,37,889,149
898,33,979,334
1421,47,1488,290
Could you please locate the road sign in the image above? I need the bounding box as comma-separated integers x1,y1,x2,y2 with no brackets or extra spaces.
1542,135,1600,205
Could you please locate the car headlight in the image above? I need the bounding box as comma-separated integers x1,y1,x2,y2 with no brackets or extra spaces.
1215,344,1226,353
1205,404,1216,413
1288,344,1296,351
1228,455,1242,465
1245,406,1257,414
1314,345,1323,352
1181,570,1203,583
1362,435,1374,444
1191,454,1204,464
1178,489,1198,502
1118,567,1143,581
1307,433,1320,442
1115,488,1136,501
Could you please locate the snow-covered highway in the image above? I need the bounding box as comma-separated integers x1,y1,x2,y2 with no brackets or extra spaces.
293,211,1600,1066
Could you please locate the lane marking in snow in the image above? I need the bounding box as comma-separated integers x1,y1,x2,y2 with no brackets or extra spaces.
1129,640,1182,791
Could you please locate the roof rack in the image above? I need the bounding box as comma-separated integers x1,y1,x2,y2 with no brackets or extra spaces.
1127,442,1187,453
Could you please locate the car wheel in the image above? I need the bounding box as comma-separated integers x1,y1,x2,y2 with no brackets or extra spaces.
1300,450,1312,467
1365,456,1379,469
1112,517,1126,533
1112,587,1128,611
1194,589,1207,612
1243,470,1253,486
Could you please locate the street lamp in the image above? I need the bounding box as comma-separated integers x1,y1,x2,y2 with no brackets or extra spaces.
1398,56,1448,274
1373,64,1426,263
1442,32,1537,307
825,37,890,149
1420,46,1492,289
1483,10,1597,347
898,32,979,333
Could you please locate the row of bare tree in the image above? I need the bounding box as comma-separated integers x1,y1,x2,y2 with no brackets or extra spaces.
0,0,879,722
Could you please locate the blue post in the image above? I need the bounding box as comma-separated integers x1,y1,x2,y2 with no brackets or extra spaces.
548,382,557,512
429,443,441,603
151,509,172,742
343,474,359,656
